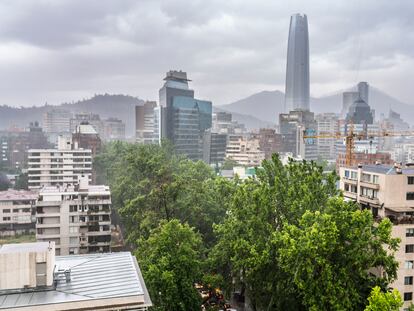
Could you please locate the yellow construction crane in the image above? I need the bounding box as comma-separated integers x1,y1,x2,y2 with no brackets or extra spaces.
302,127,414,167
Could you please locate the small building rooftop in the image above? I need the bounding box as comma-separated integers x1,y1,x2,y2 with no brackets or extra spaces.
0,189,38,202
0,242,50,254
346,164,414,175
0,251,152,310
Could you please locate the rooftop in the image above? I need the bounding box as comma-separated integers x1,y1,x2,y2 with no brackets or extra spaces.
0,242,50,254
0,189,37,201
0,252,152,310
347,164,414,175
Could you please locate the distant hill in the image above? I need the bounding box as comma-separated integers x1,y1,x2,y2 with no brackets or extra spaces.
213,106,275,129
221,86,414,125
0,94,144,137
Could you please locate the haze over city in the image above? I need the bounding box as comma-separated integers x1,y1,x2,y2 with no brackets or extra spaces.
1,0,413,107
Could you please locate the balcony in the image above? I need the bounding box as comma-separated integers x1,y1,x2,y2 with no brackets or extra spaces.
36,223,60,228
343,178,358,185
359,181,380,190
343,191,357,200
359,195,380,206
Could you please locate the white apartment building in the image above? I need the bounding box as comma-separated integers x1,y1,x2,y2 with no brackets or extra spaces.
36,177,111,256
225,135,265,166
28,136,92,190
0,189,37,237
339,164,414,309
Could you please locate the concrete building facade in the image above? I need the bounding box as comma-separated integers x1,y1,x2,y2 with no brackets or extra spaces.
0,190,37,237
28,136,92,190
339,164,414,309
36,178,111,256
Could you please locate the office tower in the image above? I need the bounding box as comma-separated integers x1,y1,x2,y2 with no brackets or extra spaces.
346,98,374,125
285,13,310,112
279,110,317,160
158,70,213,161
135,101,158,144
103,118,126,142
28,136,92,190
43,109,71,144
341,92,359,119
357,82,369,106
36,176,111,255
212,112,246,135
202,130,227,165
316,113,339,160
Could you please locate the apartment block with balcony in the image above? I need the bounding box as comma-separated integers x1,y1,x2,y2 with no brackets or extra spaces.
36,177,111,256
28,136,92,190
339,163,414,309
0,190,37,237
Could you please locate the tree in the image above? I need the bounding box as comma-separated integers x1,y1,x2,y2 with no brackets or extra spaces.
210,154,399,310
137,219,203,311
0,172,11,191
14,172,28,190
276,199,399,311
221,158,239,170
364,286,402,311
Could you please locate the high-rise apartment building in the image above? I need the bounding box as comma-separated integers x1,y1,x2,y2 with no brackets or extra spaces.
36,177,111,256
72,124,101,157
285,13,310,112
135,101,158,144
158,71,212,161
225,135,265,166
43,109,71,134
70,113,104,138
28,136,92,190
212,112,246,135
339,164,414,309
251,128,282,160
202,130,227,165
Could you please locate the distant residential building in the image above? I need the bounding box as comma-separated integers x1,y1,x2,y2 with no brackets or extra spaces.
212,112,246,135
36,177,111,256
252,128,282,160
339,164,414,309
70,113,104,137
0,189,37,237
135,101,158,144
279,110,317,160
225,135,265,166
0,242,151,310
28,136,92,190
158,71,212,161
72,123,102,156
316,113,339,160
103,118,125,141
220,166,257,180
202,130,227,165
0,122,50,170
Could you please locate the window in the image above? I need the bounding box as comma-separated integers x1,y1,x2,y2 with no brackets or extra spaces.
405,276,413,285
69,205,77,213
69,226,78,234
344,170,349,178
345,184,349,192
351,171,358,180
3,209,10,213
408,229,414,237
404,292,413,301
361,173,371,183
409,176,414,185
406,245,414,253
406,261,414,269
372,175,379,184
2,217,10,221
407,192,414,200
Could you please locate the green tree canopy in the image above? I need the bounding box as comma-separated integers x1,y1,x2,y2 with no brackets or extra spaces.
364,286,402,311
138,219,203,311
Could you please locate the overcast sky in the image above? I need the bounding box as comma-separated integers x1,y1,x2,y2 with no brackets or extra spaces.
1,0,413,107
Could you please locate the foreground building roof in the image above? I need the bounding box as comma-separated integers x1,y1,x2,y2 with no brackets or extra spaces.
0,252,152,310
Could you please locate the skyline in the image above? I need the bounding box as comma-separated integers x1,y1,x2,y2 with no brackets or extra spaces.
0,0,413,107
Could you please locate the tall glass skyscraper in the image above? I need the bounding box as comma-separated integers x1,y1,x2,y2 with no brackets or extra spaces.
285,13,310,112
158,71,212,161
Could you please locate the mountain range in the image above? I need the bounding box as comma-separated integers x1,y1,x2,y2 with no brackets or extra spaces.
220,86,413,127
0,86,412,136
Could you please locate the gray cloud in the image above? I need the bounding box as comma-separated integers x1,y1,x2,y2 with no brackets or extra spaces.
0,0,413,108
